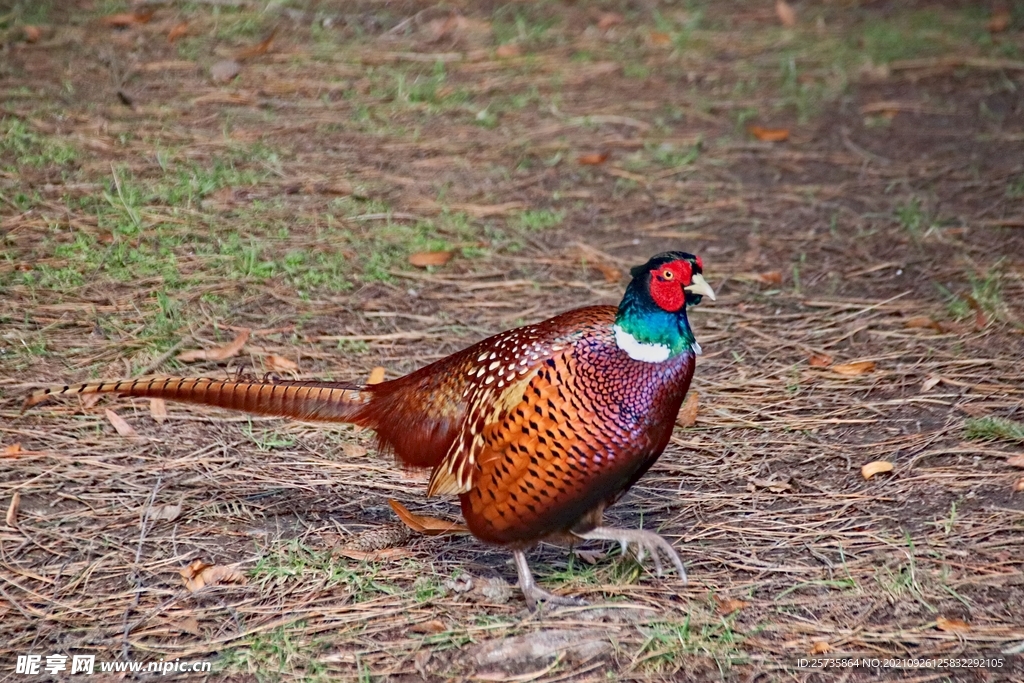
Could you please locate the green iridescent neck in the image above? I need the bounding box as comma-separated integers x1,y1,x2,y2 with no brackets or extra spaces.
614,283,696,360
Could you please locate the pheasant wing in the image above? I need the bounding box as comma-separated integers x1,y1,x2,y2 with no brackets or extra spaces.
419,307,618,496
461,346,651,543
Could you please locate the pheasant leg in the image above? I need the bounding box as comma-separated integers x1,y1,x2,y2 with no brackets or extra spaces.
574,527,687,585
512,549,587,609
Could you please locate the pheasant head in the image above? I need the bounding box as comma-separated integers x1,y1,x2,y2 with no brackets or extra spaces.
614,251,715,362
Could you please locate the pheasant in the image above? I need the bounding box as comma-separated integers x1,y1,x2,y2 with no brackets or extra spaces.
29,251,715,607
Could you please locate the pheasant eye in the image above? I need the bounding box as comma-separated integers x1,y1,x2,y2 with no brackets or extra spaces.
662,270,674,280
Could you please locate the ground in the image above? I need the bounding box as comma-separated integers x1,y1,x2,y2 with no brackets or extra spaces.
1,1,1023,681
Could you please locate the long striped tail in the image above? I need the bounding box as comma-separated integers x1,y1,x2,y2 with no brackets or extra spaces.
24,377,372,424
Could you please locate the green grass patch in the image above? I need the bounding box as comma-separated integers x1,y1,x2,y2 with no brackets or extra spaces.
1006,174,1024,199
939,265,1007,324
515,208,563,232
634,610,745,672
220,624,329,683
964,416,1024,444
0,118,76,170
491,4,560,49
5,0,55,24
856,8,995,64
250,539,397,598
895,198,929,237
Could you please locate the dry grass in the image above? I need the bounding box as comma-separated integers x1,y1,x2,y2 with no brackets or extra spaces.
2,1,1023,681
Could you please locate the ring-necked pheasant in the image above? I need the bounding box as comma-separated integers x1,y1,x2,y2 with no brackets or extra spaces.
29,251,714,607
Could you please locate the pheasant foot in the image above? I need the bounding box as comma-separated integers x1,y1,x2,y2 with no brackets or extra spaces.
574,527,687,584
513,549,587,610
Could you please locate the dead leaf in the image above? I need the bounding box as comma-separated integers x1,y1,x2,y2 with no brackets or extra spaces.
177,329,249,362
180,559,210,583
409,619,447,634
367,366,386,385
23,25,41,42
180,559,247,592
810,641,830,655
748,125,790,142
424,15,455,41
408,250,452,267
989,7,1012,33
921,376,942,392
495,44,521,58
423,14,486,43
168,22,189,43
149,398,167,424
1007,455,1024,468
747,476,793,493
578,152,609,165
754,270,783,285
2,443,22,456
861,460,894,480
904,315,943,332
6,491,19,526
105,409,138,438
808,353,833,368
343,443,368,458
960,294,989,330
677,391,699,427
101,13,138,27
209,60,241,83
236,29,277,60
960,404,986,418
775,0,797,27
574,549,607,565
935,616,970,633
592,262,621,283
414,650,431,679
648,31,672,46
101,9,155,27
1014,477,1024,492
714,596,749,614
152,504,182,522
266,354,299,372
596,12,624,31
832,360,876,376
176,616,202,636
389,499,469,536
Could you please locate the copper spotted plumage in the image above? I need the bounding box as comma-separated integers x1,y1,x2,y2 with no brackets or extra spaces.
28,251,715,607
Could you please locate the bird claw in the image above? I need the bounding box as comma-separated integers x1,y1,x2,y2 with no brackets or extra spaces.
576,527,687,585
513,549,587,610
521,584,588,611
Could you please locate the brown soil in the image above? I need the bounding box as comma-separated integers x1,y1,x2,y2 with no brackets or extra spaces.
1,1,1022,681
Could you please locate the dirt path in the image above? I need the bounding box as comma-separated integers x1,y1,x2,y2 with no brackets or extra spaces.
2,2,1023,680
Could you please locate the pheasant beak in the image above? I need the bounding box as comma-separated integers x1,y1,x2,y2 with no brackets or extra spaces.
684,273,716,301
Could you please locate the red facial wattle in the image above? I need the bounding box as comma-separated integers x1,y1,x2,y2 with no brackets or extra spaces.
648,260,692,312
